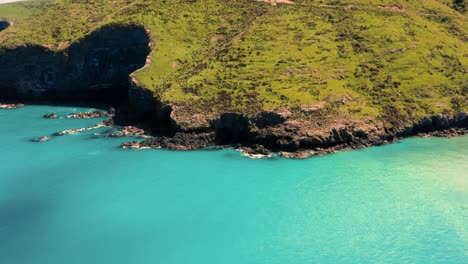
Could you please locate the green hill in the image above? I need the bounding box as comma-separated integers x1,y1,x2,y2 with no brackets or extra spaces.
0,0,467,154
0,0,50,20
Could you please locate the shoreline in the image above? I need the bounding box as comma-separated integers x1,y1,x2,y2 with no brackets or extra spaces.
120,127,467,160
3,102,465,159
232,127,467,159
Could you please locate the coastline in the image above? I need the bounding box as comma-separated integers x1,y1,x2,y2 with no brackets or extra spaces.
2,102,466,159
0,24,466,159
120,119,467,159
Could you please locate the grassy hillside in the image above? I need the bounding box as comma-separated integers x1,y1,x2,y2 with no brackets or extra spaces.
0,0,50,20
1,0,467,128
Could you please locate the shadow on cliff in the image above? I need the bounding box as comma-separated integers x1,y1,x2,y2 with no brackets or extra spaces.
0,24,150,105
0,20,9,31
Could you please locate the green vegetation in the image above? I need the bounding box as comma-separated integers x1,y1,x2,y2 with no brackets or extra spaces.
1,0,467,128
0,0,50,20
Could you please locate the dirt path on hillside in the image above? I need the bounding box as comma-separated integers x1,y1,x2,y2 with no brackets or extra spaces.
257,0,466,20
257,0,294,6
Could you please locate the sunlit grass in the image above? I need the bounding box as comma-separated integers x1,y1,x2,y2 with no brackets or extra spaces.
0,0,466,127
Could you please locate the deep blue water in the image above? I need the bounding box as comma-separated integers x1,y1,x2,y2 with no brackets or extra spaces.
0,105,467,264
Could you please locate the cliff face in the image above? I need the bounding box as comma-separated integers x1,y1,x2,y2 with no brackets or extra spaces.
0,24,150,103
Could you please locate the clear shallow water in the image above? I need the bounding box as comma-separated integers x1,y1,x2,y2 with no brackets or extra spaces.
0,105,467,264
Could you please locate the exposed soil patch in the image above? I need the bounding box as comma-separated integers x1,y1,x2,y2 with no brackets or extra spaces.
209,34,223,43
171,59,182,69
378,5,406,12
257,0,294,6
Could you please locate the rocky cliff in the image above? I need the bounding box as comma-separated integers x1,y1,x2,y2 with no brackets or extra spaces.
123,109,467,158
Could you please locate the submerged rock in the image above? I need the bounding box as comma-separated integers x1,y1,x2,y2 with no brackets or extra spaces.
43,113,58,119
109,131,125,138
239,144,272,158
120,141,149,150
32,136,51,142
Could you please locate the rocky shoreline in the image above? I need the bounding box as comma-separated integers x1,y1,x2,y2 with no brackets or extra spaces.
118,111,467,159
1,103,466,159
30,108,152,143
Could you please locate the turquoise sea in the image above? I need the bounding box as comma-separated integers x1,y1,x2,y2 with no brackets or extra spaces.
0,105,467,264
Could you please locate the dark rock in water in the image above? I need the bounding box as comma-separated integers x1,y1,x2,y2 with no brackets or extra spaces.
109,131,125,138
0,21,9,31
240,144,273,158
43,113,58,119
66,110,109,119
54,120,111,136
249,144,271,155
109,126,149,138
121,141,143,149
102,119,114,126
